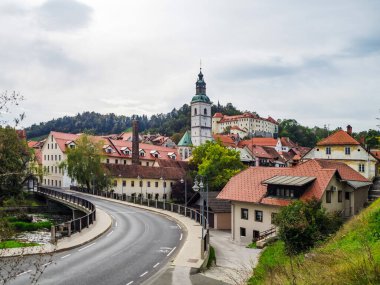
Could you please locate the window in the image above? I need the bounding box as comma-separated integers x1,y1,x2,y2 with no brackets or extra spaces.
163,181,167,188
55,143,57,149
59,181,61,187
345,192,350,200
194,108,197,115
326,147,331,155
271,213,277,224
241,208,248,220
146,162,149,166
345,147,351,155
155,182,158,187
326,191,332,203
59,155,61,161
47,166,50,172
48,144,49,149
113,180,117,187
51,136,53,142
55,166,57,173
204,108,207,115
240,227,246,237
115,159,118,164
131,181,135,187
55,155,57,161
253,230,260,240
255,210,263,222
122,180,126,187
51,155,53,160
359,164,365,172
338,190,342,203
124,160,127,165
106,159,110,163
147,181,151,187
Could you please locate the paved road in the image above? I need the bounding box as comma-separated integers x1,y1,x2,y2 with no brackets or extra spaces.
3,193,183,285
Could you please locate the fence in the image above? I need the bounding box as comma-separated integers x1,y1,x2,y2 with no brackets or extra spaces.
35,187,96,242
70,186,210,259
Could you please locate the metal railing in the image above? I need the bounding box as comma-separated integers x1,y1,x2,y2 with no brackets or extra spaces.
70,186,209,258
254,226,277,242
35,187,96,242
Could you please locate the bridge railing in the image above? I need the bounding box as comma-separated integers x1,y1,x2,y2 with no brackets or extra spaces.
70,186,209,259
35,187,96,242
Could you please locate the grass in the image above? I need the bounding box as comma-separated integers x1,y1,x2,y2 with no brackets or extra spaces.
0,240,39,249
247,242,257,249
249,199,380,284
207,246,216,268
11,221,52,232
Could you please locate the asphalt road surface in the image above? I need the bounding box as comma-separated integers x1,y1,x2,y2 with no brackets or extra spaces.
2,193,183,285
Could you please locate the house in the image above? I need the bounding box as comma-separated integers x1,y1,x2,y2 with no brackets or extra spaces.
177,130,193,161
187,191,231,230
217,159,371,245
303,125,379,180
104,163,186,200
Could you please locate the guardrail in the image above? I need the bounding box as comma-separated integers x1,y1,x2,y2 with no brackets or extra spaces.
35,187,96,242
71,186,210,259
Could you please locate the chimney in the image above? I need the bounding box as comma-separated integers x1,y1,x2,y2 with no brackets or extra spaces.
346,125,352,136
132,120,139,165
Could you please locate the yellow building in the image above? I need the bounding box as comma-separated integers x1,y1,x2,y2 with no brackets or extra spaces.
303,126,379,181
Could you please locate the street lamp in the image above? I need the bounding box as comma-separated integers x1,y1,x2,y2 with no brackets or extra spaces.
90,172,94,195
160,176,166,210
119,174,124,200
192,175,209,238
180,177,188,207
138,175,143,204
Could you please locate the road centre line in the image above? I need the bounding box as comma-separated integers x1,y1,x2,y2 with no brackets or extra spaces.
153,262,160,268
43,262,52,267
177,224,181,229
17,270,31,276
61,254,71,259
167,247,176,256
78,243,96,252
115,221,118,227
180,233,183,241
140,271,148,277
107,230,114,237
126,281,134,285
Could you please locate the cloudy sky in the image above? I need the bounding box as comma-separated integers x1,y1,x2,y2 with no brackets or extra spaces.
1,0,380,131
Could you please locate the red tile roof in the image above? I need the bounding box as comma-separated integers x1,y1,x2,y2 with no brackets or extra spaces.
213,134,238,147
213,112,223,118
105,164,185,180
239,138,278,147
51,131,80,153
34,149,42,165
317,130,360,146
28,141,39,148
371,150,380,160
217,159,369,206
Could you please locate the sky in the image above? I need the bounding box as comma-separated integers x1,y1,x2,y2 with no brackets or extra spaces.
1,0,380,132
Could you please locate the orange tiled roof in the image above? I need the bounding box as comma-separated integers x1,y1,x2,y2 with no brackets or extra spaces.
51,131,80,153
370,150,380,160
213,112,223,118
217,159,369,206
213,135,237,147
28,141,38,148
239,138,278,147
317,130,360,146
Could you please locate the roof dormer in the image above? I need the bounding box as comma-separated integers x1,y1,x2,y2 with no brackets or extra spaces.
103,145,113,154
150,150,159,158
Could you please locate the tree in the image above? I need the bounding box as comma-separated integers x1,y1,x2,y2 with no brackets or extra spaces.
190,140,246,191
60,134,110,191
0,127,31,201
0,91,25,126
274,199,342,255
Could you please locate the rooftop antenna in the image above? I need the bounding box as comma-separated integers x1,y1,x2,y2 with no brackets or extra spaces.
200,59,202,71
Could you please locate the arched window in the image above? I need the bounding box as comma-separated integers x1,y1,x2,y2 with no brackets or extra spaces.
194,108,197,115
204,108,207,115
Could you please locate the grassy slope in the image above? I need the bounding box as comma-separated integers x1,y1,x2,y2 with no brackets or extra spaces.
0,241,39,249
249,198,380,285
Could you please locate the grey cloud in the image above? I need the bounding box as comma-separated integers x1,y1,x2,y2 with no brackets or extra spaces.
343,36,380,57
37,0,92,31
0,3,28,16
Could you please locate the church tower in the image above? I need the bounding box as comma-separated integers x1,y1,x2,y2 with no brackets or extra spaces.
191,69,212,146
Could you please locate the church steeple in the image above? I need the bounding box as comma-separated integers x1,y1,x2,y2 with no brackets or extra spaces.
196,69,206,95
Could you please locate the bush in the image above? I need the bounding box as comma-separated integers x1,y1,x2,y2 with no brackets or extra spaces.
274,198,342,255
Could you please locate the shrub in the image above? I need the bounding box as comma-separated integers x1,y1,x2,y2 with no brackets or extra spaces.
12,221,52,231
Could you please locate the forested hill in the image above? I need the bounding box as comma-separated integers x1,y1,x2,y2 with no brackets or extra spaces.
25,103,243,140
25,103,379,148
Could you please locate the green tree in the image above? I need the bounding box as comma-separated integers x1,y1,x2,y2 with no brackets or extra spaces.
0,127,31,201
274,199,342,255
60,134,110,191
190,140,246,191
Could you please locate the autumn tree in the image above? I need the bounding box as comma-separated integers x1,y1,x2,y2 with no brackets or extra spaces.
60,134,110,191
190,140,245,191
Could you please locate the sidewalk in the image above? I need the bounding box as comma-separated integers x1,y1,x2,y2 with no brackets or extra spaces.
201,229,262,284
0,208,112,257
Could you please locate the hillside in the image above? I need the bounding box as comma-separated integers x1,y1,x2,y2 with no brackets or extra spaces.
249,198,380,284
25,103,242,141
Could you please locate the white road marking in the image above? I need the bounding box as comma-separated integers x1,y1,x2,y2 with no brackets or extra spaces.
107,230,114,237
61,254,71,259
140,271,148,277
110,214,115,219
167,247,176,256
115,221,118,227
153,262,160,268
78,242,96,252
17,270,31,276
126,281,134,285
43,262,52,267
180,234,183,241
177,224,181,229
